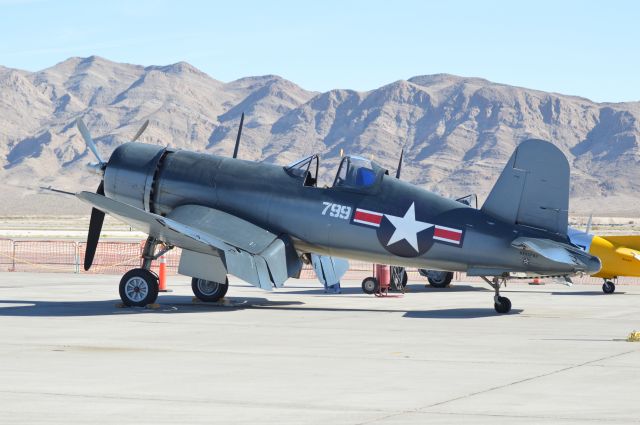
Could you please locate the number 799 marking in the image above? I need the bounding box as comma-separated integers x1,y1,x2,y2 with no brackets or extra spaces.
322,202,352,220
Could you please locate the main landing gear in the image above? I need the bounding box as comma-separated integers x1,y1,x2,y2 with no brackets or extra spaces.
602,279,616,294
119,236,173,307
426,271,453,288
481,276,512,314
192,277,229,302
119,268,159,307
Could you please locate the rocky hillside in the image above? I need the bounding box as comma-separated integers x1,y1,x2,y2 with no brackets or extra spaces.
1,56,639,215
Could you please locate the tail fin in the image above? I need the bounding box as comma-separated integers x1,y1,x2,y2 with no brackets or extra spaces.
481,139,569,234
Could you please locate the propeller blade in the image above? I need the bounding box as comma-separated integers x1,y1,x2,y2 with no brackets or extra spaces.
232,112,244,159
76,118,104,164
132,119,149,142
395,148,404,179
84,181,105,271
586,213,593,234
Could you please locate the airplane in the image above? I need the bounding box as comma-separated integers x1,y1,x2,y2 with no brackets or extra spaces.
568,222,640,294
420,212,640,294
70,118,601,314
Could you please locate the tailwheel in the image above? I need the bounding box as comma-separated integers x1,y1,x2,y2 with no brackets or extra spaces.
494,296,512,314
482,276,512,314
192,277,229,302
602,280,615,294
119,268,159,307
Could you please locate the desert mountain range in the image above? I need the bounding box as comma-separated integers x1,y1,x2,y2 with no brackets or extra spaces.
0,56,639,215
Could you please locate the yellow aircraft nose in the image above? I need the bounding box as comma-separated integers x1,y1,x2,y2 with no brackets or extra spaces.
589,235,640,279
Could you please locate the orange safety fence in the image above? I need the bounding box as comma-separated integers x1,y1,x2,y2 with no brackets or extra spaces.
78,241,144,275
0,238,636,285
10,240,77,273
0,239,13,269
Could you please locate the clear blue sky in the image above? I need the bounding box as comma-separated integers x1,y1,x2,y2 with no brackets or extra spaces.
1,0,638,102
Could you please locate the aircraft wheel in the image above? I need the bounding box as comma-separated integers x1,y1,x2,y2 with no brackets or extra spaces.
119,268,159,307
390,266,408,291
362,277,378,294
427,271,453,288
602,281,616,294
494,296,512,314
192,277,229,302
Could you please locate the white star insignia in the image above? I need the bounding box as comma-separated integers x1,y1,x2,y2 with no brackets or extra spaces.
385,202,433,252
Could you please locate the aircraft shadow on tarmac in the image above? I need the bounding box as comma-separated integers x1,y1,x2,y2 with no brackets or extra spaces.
0,295,518,319
403,308,522,319
0,296,303,317
501,289,629,296
419,284,491,292
550,291,627,296
282,283,490,296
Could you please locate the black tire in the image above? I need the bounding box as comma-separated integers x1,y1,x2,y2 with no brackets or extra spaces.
390,266,408,291
192,277,229,302
602,281,615,294
427,271,453,288
119,268,159,307
362,277,378,294
494,296,512,314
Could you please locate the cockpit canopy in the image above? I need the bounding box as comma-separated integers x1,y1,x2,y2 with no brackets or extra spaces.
333,156,387,189
284,153,387,189
284,154,319,186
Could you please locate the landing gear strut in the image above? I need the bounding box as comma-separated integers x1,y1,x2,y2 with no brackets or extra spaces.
481,276,512,314
602,279,616,294
118,237,173,307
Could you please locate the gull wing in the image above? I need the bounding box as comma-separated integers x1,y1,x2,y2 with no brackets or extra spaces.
76,192,301,289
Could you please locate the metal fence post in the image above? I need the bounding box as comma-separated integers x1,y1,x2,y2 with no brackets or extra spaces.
10,239,15,272
74,241,80,274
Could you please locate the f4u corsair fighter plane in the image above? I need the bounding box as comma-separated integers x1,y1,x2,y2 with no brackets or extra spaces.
74,119,600,313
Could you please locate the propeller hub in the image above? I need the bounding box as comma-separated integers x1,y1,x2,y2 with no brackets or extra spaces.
86,162,106,175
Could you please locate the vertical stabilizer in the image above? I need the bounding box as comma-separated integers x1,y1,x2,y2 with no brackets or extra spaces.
481,139,569,234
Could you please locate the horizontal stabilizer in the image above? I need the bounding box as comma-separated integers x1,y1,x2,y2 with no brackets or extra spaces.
511,236,601,274
482,139,569,234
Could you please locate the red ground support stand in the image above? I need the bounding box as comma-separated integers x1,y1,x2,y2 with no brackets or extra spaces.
374,264,390,296
362,264,402,297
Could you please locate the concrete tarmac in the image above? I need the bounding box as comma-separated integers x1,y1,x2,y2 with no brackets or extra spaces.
0,272,639,424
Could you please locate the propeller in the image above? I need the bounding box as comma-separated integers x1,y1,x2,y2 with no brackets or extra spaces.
76,118,105,165
396,147,404,179
132,119,149,142
76,118,150,270
232,112,244,159
586,213,593,234
84,181,105,271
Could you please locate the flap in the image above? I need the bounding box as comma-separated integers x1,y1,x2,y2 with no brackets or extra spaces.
167,205,278,255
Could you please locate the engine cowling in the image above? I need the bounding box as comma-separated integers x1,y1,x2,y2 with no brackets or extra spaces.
103,142,167,212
